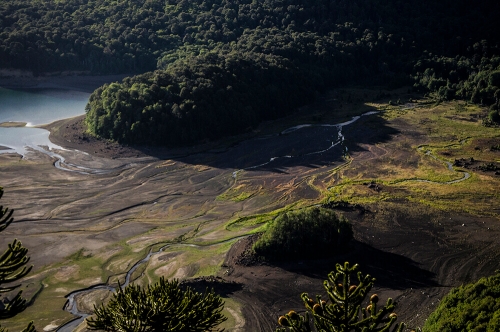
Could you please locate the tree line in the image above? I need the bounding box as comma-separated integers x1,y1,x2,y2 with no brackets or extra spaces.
414,45,500,122
2,0,500,144
85,52,322,145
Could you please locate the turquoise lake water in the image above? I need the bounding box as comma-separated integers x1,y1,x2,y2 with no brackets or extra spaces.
0,87,89,155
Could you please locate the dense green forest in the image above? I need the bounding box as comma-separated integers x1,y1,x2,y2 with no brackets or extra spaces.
423,273,500,331
1,0,500,145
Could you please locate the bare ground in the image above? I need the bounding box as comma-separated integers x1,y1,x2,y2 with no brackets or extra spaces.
218,207,500,331
0,90,499,331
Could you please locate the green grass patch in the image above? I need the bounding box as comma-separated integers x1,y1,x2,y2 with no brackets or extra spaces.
217,191,249,202
218,298,243,331
216,183,258,202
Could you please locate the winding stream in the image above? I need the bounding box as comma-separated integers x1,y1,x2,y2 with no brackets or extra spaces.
56,113,382,330
414,146,471,184
57,236,248,332
232,111,378,177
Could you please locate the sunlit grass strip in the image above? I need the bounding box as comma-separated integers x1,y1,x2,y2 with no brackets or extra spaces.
224,202,301,231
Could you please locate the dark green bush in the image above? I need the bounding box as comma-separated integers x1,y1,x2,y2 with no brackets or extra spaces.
253,207,353,261
489,109,500,124
87,278,226,332
423,273,500,332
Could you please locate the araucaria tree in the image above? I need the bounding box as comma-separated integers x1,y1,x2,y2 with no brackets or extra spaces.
0,188,35,332
277,262,405,332
87,277,226,332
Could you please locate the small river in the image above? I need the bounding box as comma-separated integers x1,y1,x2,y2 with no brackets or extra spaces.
0,87,89,155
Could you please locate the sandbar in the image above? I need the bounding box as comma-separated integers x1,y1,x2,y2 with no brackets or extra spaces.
0,121,27,127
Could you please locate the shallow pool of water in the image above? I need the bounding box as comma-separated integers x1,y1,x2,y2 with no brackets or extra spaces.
0,87,89,155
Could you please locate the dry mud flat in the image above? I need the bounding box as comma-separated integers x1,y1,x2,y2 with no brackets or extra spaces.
0,91,499,331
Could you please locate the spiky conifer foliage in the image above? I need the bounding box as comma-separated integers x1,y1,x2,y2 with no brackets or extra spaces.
277,262,405,332
0,188,35,332
87,277,226,332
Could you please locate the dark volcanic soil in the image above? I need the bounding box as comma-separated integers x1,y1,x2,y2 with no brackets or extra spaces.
218,208,500,331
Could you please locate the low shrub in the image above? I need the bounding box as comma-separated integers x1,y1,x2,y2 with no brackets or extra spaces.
488,109,500,124
253,207,353,261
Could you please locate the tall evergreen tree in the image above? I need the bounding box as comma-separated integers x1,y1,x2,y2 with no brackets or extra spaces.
87,277,226,332
0,188,35,332
277,262,405,332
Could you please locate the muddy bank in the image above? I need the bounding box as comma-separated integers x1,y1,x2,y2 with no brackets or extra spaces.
41,116,149,159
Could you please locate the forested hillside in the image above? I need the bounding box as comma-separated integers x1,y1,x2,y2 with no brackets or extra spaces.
2,0,499,145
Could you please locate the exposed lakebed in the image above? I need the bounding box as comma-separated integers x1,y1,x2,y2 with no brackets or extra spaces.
1,87,496,332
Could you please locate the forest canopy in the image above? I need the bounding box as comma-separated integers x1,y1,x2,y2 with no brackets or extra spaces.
84,52,321,145
423,273,500,332
2,0,500,145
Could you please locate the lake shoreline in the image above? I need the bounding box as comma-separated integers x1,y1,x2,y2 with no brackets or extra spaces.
41,115,151,159
0,73,141,158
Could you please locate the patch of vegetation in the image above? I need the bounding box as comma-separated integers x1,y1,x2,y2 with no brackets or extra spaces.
253,207,353,261
488,109,500,125
68,248,93,261
423,273,500,332
225,214,275,232
87,277,226,331
478,162,500,172
216,184,256,202
414,50,500,112
225,203,301,232
0,188,35,332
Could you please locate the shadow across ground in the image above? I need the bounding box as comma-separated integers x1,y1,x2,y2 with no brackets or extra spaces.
261,240,439,291
181,276,243,297
134,110,399,173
